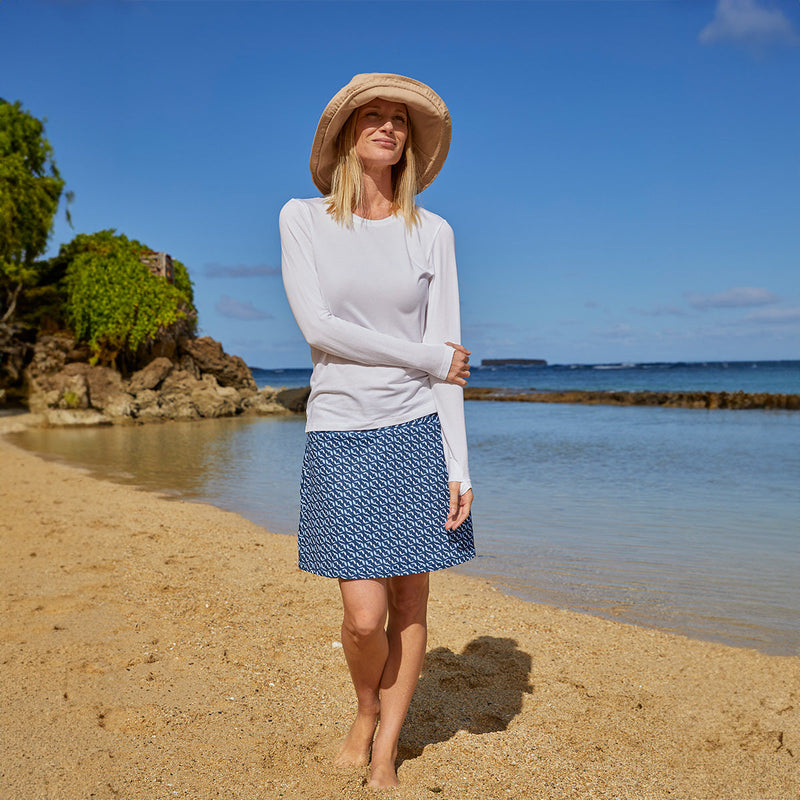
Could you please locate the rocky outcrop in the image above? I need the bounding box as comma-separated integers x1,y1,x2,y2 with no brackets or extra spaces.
43,409,109,427
24,337,128,414
275,386,311,413
241,390,291,416
463,387,800,411
156,371,240,420
128,357,174,393
0,323,33,403
180,336,257,391
127,317,195,372
22,331,298,426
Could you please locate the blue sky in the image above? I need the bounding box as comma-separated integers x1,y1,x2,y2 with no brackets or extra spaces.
2,0,798,367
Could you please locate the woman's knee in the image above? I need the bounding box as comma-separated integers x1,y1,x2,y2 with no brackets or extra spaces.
387,574,430,622
342,606,387,642
339,578,389,642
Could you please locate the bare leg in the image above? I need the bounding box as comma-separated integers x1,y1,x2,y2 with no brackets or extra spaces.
335,578,389,767
368,572,430,789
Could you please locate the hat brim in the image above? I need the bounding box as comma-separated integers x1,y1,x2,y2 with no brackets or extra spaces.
309,73,451,196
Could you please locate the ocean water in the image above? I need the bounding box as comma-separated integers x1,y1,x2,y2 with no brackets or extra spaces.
253,360,800,395
9,361,800,656
460,401,799,655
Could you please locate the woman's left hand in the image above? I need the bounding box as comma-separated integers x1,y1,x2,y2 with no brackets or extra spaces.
444,342,471,386
445,482,473,530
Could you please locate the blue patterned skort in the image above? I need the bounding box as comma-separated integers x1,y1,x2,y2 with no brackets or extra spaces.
298,413,475,579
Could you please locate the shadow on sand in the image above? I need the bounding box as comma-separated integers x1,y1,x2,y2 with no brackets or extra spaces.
398,636,533,763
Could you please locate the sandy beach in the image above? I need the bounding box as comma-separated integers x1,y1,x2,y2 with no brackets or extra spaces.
1,415,798,799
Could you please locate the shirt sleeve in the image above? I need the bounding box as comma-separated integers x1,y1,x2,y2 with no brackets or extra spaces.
279,199,454,380
423,219,472,496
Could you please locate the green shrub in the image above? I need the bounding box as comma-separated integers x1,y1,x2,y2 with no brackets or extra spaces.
60,390,80,409
62,230,196,363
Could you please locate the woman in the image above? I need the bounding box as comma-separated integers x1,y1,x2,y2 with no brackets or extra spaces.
279,73,475,789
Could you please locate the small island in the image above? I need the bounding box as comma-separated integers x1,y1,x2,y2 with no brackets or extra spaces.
480,358,547,366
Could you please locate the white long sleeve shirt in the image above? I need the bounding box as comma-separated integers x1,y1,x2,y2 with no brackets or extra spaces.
279,197,471,494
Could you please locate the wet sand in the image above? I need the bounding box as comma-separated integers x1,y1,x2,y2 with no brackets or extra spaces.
1,415,798,799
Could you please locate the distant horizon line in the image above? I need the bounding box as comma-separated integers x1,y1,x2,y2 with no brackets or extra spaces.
247,359,800,371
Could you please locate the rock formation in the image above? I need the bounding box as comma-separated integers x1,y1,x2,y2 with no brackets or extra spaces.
463,386,800,411
0,322,34,405
180,337,257,391
20,332,297,426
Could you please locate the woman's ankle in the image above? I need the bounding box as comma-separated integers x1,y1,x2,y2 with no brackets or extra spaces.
356,697,380,717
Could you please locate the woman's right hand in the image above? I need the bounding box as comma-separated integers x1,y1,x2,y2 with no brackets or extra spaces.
445,342,471,386
446,482,473,530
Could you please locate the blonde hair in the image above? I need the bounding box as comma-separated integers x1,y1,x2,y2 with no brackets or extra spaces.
326,109,420,230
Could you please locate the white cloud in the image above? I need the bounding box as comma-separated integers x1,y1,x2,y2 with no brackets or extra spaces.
699,0,799,49
205,262,280,278
215,295,272,321
684,286,779,310
743,306,800,323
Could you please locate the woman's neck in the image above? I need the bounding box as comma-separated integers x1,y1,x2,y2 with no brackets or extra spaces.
357,166,394,220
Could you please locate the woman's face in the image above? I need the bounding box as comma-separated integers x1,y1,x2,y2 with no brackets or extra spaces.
354,98,409,171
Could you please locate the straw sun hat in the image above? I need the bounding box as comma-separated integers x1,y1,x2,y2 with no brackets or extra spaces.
309,73,452,196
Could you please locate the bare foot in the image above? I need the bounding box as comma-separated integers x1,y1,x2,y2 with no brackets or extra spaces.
367,741,399,789
366,761,399,789
334,705,379,767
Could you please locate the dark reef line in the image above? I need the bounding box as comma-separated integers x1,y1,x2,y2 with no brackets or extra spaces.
462,387,800,410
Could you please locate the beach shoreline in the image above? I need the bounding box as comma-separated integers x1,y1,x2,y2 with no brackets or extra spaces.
1,415,798,799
